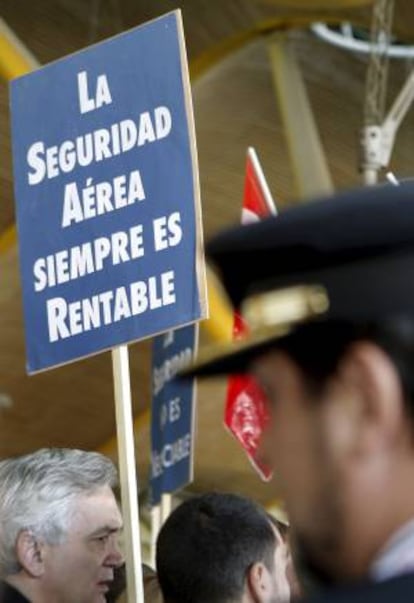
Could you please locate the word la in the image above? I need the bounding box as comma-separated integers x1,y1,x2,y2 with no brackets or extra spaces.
78,71,112,114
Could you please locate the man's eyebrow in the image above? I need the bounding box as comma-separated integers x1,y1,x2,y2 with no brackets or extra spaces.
88,524,123,538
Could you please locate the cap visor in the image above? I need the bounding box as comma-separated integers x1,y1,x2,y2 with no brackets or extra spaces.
180,324,291,379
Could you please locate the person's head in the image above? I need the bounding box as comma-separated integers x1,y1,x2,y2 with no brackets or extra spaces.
156,492,290,603
184,184,414,586
251,318,414,584
0,448,124,603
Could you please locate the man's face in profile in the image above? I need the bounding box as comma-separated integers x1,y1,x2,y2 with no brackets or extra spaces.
253,351,346,581
40,485,124,603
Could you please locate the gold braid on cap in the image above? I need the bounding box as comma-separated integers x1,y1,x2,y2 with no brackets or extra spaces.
242,285,330,332
179,285,330,376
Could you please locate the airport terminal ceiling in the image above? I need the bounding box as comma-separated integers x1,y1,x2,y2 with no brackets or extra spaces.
0,0,414,504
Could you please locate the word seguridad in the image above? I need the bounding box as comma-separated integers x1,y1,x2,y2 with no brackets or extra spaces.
27,105,172,184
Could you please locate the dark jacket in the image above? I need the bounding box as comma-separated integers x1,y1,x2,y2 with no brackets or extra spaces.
0,582,30,603
305,572,414,603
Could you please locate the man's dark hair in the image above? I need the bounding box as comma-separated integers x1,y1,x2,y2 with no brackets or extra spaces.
156,492,276,603
277,318,414,425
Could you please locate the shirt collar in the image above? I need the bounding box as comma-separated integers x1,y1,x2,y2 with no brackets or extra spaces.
371,519,414,582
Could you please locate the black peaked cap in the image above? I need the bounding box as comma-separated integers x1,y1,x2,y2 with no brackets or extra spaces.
207,184,414,309
183,184,414,378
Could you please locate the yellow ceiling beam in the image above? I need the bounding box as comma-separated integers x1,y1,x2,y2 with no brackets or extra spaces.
0,224,16,255
0,17,38,79
204,266,233,343
189,12,371,81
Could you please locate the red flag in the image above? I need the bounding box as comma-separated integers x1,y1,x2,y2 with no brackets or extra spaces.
224,148,277,481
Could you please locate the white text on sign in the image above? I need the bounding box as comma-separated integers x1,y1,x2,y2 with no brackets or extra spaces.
24,70,188,344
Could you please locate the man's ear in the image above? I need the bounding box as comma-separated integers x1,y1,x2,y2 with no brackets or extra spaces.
336,341,405,456
15,530,45,578
246,562,272,603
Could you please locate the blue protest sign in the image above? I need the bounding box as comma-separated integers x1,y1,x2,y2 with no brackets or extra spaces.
150,324,197,506
10,10,206,374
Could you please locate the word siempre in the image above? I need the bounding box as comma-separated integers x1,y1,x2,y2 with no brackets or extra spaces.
33,212,182,292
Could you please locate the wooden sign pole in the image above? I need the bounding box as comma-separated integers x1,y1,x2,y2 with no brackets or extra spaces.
150,505,161,567
161,494,172,523
112,345,144,602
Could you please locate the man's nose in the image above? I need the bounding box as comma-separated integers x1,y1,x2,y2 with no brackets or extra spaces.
106,541,125,567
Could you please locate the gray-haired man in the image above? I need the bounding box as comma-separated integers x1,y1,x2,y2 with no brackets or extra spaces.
0,448,124,603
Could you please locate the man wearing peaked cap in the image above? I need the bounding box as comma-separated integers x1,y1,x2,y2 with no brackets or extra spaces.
186,184,414,602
